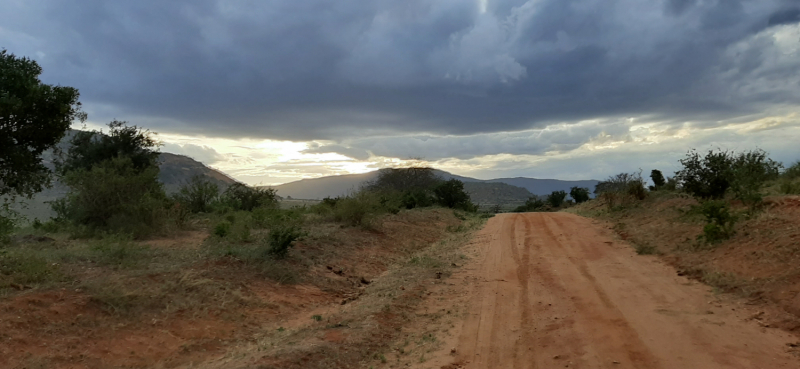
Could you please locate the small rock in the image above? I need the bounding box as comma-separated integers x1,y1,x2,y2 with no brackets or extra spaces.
612,360,620,364
451,347,457,354
553,355,561,359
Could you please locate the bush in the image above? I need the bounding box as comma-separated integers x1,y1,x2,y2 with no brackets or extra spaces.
650,170,666,189
513,197,546,212
783,161,800,180
213,221,232,238
331,195,373,226
729,150,781,210
400,190,435,209
569,187,590,203
676,149,735,199
264,226,303,259
219,183,278,212
0,250,58,287
89,236,148,268
547,190,568,208
55,157,171,238
698,200,736,244
173,175,219,213
595,171,647,210
434,179,477,211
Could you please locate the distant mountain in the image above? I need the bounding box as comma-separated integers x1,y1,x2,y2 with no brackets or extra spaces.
270,169,598,205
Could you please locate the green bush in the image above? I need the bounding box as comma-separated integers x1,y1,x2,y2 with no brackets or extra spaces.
513,197,546,212
332,195,372,226
400,190,434,209
213,221,232,238
0,250,58,287
173,175,219,213
569,187,590,203
219,183,278,212
595,171,647,210
55,157,171,238
650,170,666,189
729,150,781,210
546,190,568,208
698,200,736,244
0,214,14,244
783,161,800,180
264,226,303,259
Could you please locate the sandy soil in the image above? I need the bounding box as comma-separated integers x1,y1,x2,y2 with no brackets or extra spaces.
426,213,798,369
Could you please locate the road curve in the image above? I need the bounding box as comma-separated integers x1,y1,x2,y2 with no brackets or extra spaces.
446,213,796,369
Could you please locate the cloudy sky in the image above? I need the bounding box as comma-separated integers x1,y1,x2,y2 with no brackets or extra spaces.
2,0,799,185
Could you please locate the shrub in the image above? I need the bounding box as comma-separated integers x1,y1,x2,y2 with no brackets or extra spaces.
698,200,736,244
434,179,477,211
264,226,303,259
173,175,219,213
55,157,170,238
331,195,372,226
400,190,434,209
595,171,647,210
0,250,58,287
364,167,442,193
219,183,278,212
569,187,590,203
729,150,781,210
213,221,231,238
650,170,666,189
547,190,568,208
676,149,735,199
89,236,148,268
513,197,546,212
0,213,14,244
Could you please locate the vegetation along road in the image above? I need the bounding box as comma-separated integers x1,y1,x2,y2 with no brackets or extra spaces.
426,213,797,369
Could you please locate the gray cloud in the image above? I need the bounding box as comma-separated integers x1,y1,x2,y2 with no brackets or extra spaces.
1,0,799,143
161,143,225,164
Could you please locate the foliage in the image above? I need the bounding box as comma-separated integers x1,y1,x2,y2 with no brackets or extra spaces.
0,50,86,199
728,149,781,210
0,250,58,287
265,225,303,259
513,196,546,212
434,179,477,211
213,221,232,238
56,120,160,176
220,183,278,212
55,157,170,238
676,149,735,199
594,171,647,210
546,190,568,208
365,167,442,193
569,187,590,203
88,235,149,268
698,200,736,244
400,190,435,209
650,170,666,188
173,175,219,213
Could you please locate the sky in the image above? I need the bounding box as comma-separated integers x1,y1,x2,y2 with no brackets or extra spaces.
2,0,799,185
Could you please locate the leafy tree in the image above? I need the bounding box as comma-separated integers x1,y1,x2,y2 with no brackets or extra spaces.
650,170,666,189
513,196,545,212
595,171,647,209
57,120,159,175
54,122,167,237
546,190,568,208
173,175,220,213
1,50,86,199
365,167,442,193
676,149,735,199
434,179,475,211
569,187,590,203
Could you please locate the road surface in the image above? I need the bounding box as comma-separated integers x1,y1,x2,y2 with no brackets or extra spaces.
443,213,796,369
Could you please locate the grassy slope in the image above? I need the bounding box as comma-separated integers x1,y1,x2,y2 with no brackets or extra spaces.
568,191,800,330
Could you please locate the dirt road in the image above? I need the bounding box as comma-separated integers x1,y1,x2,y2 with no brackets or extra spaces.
434,213,797,369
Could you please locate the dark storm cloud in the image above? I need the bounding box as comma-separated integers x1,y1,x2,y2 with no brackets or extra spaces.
1,0,798,141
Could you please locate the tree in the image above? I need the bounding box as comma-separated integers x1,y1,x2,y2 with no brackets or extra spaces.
569,187,590,203
433,179,476,211
365,167,442,193
220,183,278,211
546,190,568,208
0,50,86,199
650,170,666,189
57,120,159,175
54,122,167,236
676,149,735,199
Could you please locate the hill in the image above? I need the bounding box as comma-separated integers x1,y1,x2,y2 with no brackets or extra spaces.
271,169,597,202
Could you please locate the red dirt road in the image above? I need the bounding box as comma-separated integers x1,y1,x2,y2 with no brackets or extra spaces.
441,213,797,369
